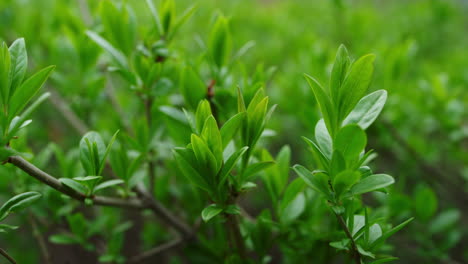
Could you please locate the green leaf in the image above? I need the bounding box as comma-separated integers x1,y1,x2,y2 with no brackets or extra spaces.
304,74,336,137
330,44,350,104
145,0,164,36
279,177,305,219
338,54,375,121
80,132,106,176
86,30,128,69
220,112,245,148
8,93,50,140
334,124,367,160
168,4,197,41
201,204,223,222
173,148,211,193
0,43,11,108
368,223,382,245
293,165,330,198
49,234,80,245
333,170,360,198
201,116,223,170
98,130,119,175
0,192,42,221
315,119,332,159
8,38,28,97
0,224,19,233
94,179,124,193
302,136,329,170
280,192,305,223
369,218,414,250
429,209,460,234
343,90,387,129
350,174,395,196
9,65,55,119
180,66,206,109
191,133,219,177
59,178,88,194
243,161,275,181
247,97,269,146
195,100,212,133
414,185,438,221
209,15,231,68
330,150,346,179
218,146,248,188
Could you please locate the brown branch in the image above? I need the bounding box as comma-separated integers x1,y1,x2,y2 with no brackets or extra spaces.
0,248,16,264
7,156,144,209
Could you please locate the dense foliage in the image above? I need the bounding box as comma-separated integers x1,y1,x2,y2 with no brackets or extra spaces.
0,0,466,263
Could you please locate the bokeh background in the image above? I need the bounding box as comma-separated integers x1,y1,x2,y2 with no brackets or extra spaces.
0,0,467,263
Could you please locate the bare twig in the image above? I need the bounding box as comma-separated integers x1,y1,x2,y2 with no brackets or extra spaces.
28,214,52,264
48,89,88,135
128,237,184,264
0,248,16,264
134,186,192,237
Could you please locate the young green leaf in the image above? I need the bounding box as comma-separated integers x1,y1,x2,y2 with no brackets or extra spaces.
304,74,336,137
98,130,120,175
350,174,395,196
369,217,414,250
195,100,212,133
180,66,206,109
173,148,211,193
315,119,332,159
333,170,360,198
293,165,330,198
334,124,367,160
86,30,128,69
330,44,350,104
0,43,11,107
59,178,88,194
218,146,248,188
0,192,42,221
8,38,28,97
191,133,219,176
343,90,387,129
208,15,231,68
201,204,223,222
94,179,125,193
338,54,375,121
220,112,245,148
243,161,275,181
201,116,223,169
9,65,55,119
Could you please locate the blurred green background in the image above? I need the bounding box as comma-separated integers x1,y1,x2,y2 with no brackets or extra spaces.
0,0,466,263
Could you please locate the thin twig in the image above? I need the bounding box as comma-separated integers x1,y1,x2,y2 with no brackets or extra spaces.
335,212,361,264
134,186,192,237
0,248,16,264
48,89,88,135
28,214,52,264
127,237,183,264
